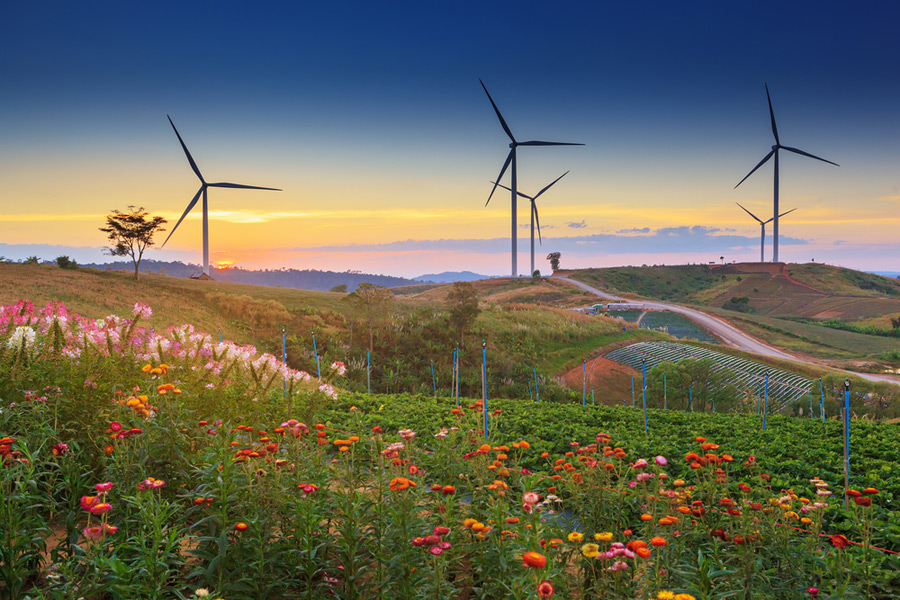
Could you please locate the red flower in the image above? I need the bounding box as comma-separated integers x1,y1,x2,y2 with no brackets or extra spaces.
442,485,456,496
537,580,555,598
854,496,872,507
831,534,850,549
846,489,861,497
434,526,450,536
522,551,547,568
862,487,879,495
235,522,249,531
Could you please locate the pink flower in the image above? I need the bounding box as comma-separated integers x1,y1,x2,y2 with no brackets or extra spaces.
523,491,540,505
82,525,104,541
430,546,443,556
109,422,122,432
89,502,112,515
80,495,99,511
655,455,667,466
632,458,648,468
95,482,113,494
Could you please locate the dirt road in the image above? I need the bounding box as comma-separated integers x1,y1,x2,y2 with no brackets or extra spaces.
557,276,900,387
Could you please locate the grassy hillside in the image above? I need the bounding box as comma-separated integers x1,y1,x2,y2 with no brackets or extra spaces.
0,263,644,401
402,276,596,307
569,263,900,364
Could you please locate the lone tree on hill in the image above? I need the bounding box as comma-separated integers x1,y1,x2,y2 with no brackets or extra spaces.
547,252,561,272
99,206,167,280
345,283,393,352
446,281,480,346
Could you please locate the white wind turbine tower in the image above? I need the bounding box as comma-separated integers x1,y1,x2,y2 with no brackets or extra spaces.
162,116,280,277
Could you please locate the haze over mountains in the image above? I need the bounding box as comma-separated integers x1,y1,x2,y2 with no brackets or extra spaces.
70,260,490,291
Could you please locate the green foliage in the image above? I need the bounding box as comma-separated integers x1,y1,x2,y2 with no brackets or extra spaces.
24,256,40,265
98,206,167,280
573,265,714,301
446,281,480,346
546,252,561,272
721,296,752,313
329,284,348,293
56,255,78,269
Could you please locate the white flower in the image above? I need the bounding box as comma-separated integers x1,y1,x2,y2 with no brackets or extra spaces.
6,326,36,350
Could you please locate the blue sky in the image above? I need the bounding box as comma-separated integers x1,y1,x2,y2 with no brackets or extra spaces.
1,1,898,276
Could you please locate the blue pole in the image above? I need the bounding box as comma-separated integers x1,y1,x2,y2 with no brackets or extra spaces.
482,341,488,441
281,328,287,399
431,360,436,397
455,347,460,406
763,373,769,431
312,333,321,382
819,379,825,423
631,376,635,407
689,387,693,412
533,367,540,403
367,350,371,394
218,328,222,343
642,361,648,434
843,378,850,509
527,380,533,400
664,372,667,410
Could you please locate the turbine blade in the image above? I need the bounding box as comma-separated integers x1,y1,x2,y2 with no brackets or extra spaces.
518,140,584,146
533,201,542,244
167,115,205,183
780,146,840,167
486,150,513,206
532,171,569,199
208,182,282,191
734,150,775,188
765,83,779,145
479,79,516,143
778,207,797,218
735,202,763,224
161,187,203,248
490,181,533,200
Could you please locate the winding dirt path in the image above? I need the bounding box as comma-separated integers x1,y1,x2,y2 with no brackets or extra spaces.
557,276,900,387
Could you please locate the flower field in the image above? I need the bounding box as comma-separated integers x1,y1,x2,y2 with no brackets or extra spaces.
2,301,899,599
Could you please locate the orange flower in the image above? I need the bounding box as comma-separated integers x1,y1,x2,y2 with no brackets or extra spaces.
104,445,114,455
235,522,248,531
636,547,651,558
389,477,417,491
505,517,520,524
640,513,653,522
862,487,879,495
650,536,667,547
522,551,547,568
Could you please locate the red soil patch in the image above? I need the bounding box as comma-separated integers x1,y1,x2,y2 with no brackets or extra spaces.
561,356,639,406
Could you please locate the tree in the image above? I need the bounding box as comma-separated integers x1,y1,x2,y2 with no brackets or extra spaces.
446,281,480,346
547,252,561,272
99,206,167,280
344,283,393,352
329,284,348,293
55,256,77,269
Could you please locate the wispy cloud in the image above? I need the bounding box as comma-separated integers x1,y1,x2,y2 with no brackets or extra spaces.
566,220,587,229
616,227,651,234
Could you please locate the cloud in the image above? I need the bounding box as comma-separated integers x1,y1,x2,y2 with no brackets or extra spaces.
284,225,808,256
616,227,651,234
566,220,587,229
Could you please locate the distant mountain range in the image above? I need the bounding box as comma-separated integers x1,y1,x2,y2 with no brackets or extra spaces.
871,271,900,279
78,261,493,291
413,271,494,283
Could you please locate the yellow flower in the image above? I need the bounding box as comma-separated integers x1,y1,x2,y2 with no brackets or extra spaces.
142,364,152,373
674,594,696,600
595,532,613,543
567,531,584,543
657,592,675,600
581,543,600,558
784,511,799,520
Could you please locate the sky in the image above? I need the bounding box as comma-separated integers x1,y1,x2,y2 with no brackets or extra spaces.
1,1,899,278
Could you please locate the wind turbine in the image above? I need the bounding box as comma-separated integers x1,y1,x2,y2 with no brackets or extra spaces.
734,84,838,263
162,116,280,278
736,203,796,263
492,171,569,276
480,80,583,277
